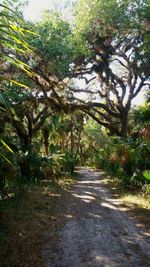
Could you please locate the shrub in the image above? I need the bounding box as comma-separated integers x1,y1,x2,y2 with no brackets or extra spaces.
143,170,150,183
98,136,150,188
130,170,146,188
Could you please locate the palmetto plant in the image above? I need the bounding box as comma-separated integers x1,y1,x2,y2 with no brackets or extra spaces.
0,2,38,197
0,2,36,162
0,2,34,86
102,134,149,177
106,140,134,176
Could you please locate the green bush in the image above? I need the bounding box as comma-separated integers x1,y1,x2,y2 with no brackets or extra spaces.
143,170,150,183
62,152,78,174
130,170,146,188
98,137,150,188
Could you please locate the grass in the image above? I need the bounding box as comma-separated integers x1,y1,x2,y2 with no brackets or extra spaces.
0,175,74,267
101,173,150,234
119,192,150,235
120,193,150,209
101,173,150,208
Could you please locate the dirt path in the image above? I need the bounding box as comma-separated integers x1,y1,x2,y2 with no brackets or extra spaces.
43,168,150,267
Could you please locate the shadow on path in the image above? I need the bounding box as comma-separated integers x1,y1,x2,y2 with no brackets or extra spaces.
43,167,150,267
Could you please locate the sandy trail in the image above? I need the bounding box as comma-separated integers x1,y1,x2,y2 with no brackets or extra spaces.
43,167,150,267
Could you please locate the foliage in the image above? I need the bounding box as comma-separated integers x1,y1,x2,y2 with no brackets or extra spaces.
43,113,83,173
97,136,150,187
75,0,149,45
0,1,37,166
79,113,150,189
79,118,104,166
143,170,150,183
0,2,34,84
130,104,150,129
72,0,150,137
29,12,74,78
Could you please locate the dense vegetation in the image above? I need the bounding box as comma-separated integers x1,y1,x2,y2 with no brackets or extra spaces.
0,0,149,198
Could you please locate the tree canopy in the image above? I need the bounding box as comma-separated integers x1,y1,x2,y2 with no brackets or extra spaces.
71,0,150,136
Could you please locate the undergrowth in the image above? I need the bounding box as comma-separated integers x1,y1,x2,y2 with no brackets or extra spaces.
102,172,150,210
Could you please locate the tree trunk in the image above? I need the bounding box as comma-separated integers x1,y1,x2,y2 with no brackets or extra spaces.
43,127,49,156
120,109,129,137
70,125,74,157
75,115,83,159
70,122,75,173
19,136,32,181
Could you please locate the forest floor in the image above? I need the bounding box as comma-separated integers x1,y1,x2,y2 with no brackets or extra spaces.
43,167,150,267
0,175,74,267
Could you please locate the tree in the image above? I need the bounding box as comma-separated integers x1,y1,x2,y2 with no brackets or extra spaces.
0,8,70,156
69,0,150,137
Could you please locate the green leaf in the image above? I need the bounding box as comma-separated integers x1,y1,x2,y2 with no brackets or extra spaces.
0,152,12,165
0,139,14,154
10,79,30,89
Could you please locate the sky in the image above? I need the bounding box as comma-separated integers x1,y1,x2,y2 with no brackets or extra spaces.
24,0,52,21
23,0,74,21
